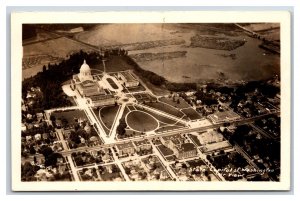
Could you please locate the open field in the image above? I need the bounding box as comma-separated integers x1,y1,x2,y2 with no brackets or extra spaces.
91,55,134,72
190,35,246,51
159,97,190,109
22,36,97,79
126,111,158,132
181,108,202,120
131,51,187,62
135,105,185,127
99,106,119,129
144,102,185,118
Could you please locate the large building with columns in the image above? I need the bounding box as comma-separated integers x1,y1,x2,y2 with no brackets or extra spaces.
71,60,115,107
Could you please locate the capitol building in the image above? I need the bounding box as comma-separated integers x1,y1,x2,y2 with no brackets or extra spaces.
71,60,115,107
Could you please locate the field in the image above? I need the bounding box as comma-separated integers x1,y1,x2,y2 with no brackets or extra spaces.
22,36,97,79
134,105,186,127
181,108,202,120
93,106,119,135
131,51,187,62
99,106,119,129
190,35,246,51
92,55,134,72
126,111,158,132
144,102,185,118
159,97,190,109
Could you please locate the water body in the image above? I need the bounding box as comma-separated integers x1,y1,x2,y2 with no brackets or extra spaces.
23,24,280,83
129,35,280,83
75,24,280,83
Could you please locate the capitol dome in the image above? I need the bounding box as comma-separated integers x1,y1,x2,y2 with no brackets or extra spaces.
80,60,91,72
78,60,93,82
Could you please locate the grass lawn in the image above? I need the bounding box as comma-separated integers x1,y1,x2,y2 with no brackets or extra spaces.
159,97,190,109
144,102,185,118
52,109,88,124
157,144,174,156
99,105,120,129
106,78,119,89
126,85,146,93
181,108,202,120
91,55,134,72
135,106,186,127
126,111,158,132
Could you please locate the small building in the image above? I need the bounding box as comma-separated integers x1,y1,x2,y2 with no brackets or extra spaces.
34,133,42,141
118,71,139,88
197,130,223,145
115,142,135,156
21,123,27,131
208,110,240,124
133,139,152,152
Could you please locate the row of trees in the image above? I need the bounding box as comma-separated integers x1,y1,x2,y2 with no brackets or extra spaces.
22,50,105,110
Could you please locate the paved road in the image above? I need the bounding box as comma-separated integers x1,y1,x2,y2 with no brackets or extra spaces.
26,111,279,162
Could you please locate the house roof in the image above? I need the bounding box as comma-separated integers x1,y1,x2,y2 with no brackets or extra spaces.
134,139,150,147
116,142,134,150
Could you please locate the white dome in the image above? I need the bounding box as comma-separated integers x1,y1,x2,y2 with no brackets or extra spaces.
80,60,91,72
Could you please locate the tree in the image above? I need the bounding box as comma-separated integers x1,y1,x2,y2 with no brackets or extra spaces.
40,145,53,158
50,115,56,122
44,153,62,167
70,130,81,144
116,119,127,135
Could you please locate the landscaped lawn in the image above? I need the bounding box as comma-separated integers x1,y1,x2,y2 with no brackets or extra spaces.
99,105,120,129
144,102,185,118
106,78,119,89
159,97,190,109
92,55,134,72
135,105,187,128
126,111,158,132
181,108,202,120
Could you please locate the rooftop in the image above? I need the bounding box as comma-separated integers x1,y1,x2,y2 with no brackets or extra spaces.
116,142,134,150
162,134,185,145
134,139,150,147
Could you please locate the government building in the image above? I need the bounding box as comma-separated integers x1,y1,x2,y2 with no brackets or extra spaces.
117,71,139,88
71,60,115,107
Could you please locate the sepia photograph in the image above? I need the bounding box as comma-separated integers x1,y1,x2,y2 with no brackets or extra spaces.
11,11,291,191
